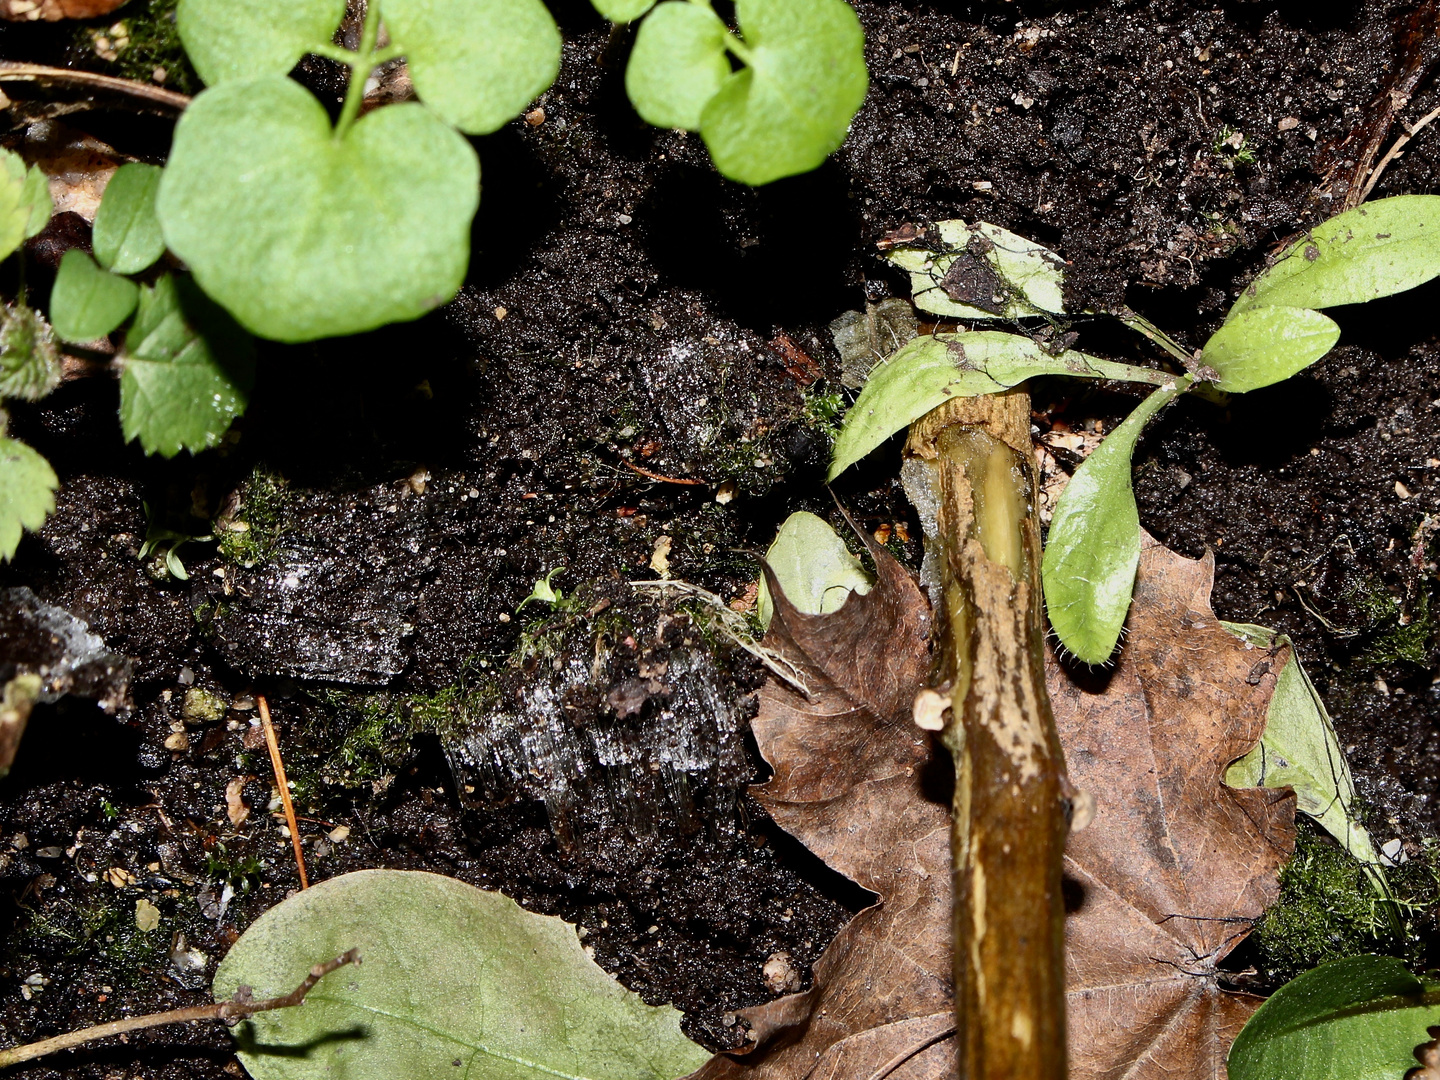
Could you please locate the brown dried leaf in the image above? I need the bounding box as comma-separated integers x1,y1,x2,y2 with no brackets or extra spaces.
690,533,1295,1080
0,0,128,21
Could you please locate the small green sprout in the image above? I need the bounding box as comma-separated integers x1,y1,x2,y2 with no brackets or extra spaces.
1214,124,1256,165
138,503,214,581
517,567,565,611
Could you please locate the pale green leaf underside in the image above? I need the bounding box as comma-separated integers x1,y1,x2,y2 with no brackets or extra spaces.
48,250,138,343
884,219,1067,319
827,331,1175,481
1041,381,1184,665
215,869,710,1080
591,0,655,23
177,0,346,85
626,2,731,131
383,0,561,135
1201,305,1339,393
0,434,57,561
757,511,872,628
93,163,166,275
1230,194,1440,316
1228,955,1440,1080
157,77,479,343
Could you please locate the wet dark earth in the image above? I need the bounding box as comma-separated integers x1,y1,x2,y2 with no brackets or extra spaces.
1,0,1439,1075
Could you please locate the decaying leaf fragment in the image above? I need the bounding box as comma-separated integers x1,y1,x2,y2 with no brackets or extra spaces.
0,0,127,21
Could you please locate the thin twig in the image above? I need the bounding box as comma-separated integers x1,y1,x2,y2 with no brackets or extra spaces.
1360,103,1440,203
623,461,704,485
0,62,190,112
257,695,309,890
0,949,358,1069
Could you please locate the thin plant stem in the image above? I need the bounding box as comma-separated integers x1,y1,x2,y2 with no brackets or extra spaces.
334,0,383,142
258,694,309,890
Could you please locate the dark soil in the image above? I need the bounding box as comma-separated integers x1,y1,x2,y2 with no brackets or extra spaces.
0,0,1438,1075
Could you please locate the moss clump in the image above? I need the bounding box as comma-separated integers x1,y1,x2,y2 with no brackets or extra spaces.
217,467,289,568
181,686,227,723
802,384,846,440
69,0,200,96
1356,589,1433,668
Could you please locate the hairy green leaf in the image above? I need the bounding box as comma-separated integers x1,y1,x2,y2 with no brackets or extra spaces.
0,433,57,561
884,219,1067,319
93,163,166,275
383,0,561,135
0,304,60,402
18,163,50,240
177,0,347,85
216,869,710,1080
120,275,255,457
592,0,655,22
48,250,138,343
699,0,868,185
1041,381,1186,665
1230,195,1440,316
1201,305,1340,393
828,332,1175,481
627,2,731,131
157,76,479,342
757,511,871,628
1228,955,1440,1080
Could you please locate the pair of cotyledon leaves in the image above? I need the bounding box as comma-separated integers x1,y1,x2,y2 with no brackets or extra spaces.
837,196,1440,663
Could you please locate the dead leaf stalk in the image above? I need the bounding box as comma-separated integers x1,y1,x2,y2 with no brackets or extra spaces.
258,694,309,890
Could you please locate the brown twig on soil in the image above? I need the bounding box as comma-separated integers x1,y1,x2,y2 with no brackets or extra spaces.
0,948,358,1069
623,461,704,485
0,62,190,112
257,695,309,890
1359,103,1440,203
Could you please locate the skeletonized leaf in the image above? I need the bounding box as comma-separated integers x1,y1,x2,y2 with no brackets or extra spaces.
828,332,1175,481
1201,306,1340,393
177,0,347,85
383,0,561,136
884,219,1067,319
1228,956,1440,1080
92,163,166,275
157,76,479,342
0,303,60,401
626,1,731,131
0,433,57,561
756,511,871,628
48,249,138,343
592,0,655,22
216,869,710,1080
1230,195,1440,316
119,274,255,457
1041,381,1185,665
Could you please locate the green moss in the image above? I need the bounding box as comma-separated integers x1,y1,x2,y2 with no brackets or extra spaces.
1356,589,1433,668
218,466,290,568
802,384,846,440
69,0,200,96
181,686,227,723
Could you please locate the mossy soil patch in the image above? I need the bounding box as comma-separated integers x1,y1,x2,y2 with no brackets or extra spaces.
1,0,1440,1075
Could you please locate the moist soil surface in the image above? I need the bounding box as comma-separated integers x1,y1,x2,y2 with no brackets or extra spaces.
2,0,1440,1076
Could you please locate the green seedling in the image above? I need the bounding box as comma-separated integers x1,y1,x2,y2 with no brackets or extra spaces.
138,503,214,581
516,567,565,610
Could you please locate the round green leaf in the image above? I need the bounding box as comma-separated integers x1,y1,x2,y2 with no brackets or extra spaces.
592,0,655,21
1041,381,1185,665
757,511,872,628
20,164,51,240
0,151,30,264
157,76,480,343
49,249,139,343
215,869,711,1080
1201,305,1340,393
382,0,561,136
626,2,731,131
700,0,868,185
177,0,347,85
0,434,57,562
93,163,166,275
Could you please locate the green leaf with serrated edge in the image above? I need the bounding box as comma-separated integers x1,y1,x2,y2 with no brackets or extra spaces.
757,511,872,628
592,0,655,22
1228,955,1440,1080
827,332,1177,481
177,0,346,85
1201,305,1340,393
48,250,138,343
215,869,710,1080
120,275,255,457
20,165,50,239
93,163,165,274
884,219,1067,319
383,0,560,136
157,77,479,343
1230,195,1440,317
0,303,60,401
0,433,57,561
1041,380,1186,665
626,2,731,131
699,0,868,185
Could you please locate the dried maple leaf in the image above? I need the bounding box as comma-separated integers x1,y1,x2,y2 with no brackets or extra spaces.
689,533,1294,1080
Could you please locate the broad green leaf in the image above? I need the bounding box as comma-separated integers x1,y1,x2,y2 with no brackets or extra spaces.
48,250,138,343
828,332,1176,481
0,433,57,561
592,0,655,22
19,164,50,239
699,0,868,185
177,0,347,85
383,0,561,135
757,511,872,628
626,2,731,131
884,220,1067,319
215,869,711,1080
0,303,60,401
157,76,479,342
120,275,255,457
0,151,29,263
93,163,166,274
1201,305,1340,393
1228,955,1440,1080
1041,381,1186,665
1230,194,1440,316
